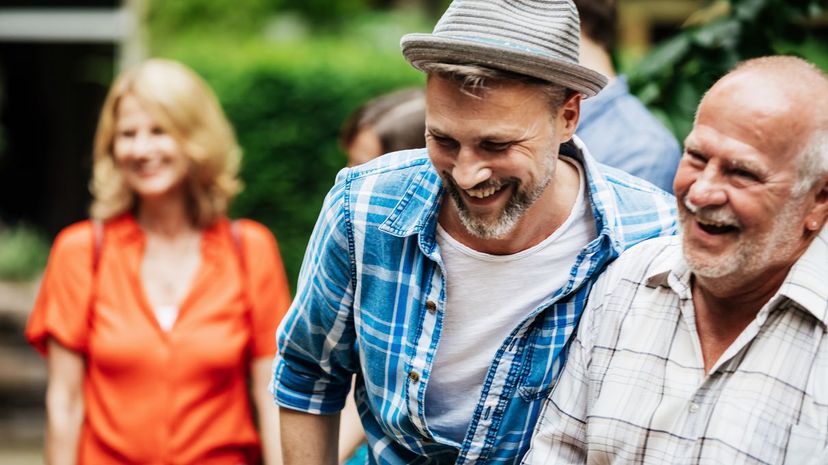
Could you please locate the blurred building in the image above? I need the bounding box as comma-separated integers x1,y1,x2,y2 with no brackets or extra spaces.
0,1,143,462
0,0,143,236
619,0,705,60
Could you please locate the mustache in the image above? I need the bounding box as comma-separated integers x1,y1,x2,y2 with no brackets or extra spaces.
683,196,741,227
440,171,518,193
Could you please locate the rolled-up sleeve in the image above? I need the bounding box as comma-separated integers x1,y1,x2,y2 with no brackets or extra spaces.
271,171,358,415
25,222,94,356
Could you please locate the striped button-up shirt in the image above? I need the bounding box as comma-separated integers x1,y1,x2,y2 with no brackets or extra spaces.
272,140,677,464
526,230,828,465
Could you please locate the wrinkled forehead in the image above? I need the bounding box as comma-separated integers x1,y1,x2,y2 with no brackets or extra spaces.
694,74,812,160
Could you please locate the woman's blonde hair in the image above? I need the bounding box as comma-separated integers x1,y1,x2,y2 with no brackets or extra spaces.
89,58,242,228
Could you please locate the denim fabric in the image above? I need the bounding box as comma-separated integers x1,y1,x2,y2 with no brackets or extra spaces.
272,138,678,464
577,76,682,193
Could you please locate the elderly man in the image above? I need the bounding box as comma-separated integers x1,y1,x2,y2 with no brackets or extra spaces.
525,56,828,465
272,1,676,463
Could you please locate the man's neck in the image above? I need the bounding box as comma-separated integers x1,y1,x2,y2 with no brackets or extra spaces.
691,265,793,373
579,34,616,80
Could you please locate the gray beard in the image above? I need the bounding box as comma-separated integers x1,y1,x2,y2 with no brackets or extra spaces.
441,162,554,240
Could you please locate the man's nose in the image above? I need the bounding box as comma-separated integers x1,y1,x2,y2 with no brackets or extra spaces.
686,164,727,208
451,147,492,189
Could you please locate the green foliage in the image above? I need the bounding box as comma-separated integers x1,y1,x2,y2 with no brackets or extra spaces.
147,0,274,40
0,224,50,281
158,37,424,285
629,0,827,141
146,0,436,45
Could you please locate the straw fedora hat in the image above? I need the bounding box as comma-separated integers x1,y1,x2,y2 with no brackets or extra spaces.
401,0,607,97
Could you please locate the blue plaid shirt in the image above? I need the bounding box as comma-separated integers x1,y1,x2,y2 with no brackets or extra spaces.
272,139,677,464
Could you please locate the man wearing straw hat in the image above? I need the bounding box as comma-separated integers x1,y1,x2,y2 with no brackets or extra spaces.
272,1,676,463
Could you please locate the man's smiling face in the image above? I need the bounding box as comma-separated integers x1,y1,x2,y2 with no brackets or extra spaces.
425,75,571,240
674,71,813,281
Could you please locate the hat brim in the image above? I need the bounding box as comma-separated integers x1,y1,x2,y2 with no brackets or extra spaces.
401,33,607,98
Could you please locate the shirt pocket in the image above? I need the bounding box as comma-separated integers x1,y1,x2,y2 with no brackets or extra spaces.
785,423,828,465
516,321,579,402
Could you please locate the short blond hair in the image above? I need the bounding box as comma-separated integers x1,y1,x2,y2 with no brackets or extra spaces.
90,59,242,228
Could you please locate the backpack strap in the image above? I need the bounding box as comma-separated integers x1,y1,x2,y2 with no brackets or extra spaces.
230,220,255,359
230,219,247,277
92,220,104,273
87,220,105,327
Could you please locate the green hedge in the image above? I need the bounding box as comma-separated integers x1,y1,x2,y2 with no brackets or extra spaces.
159,39,424,287
628,0,827,142
0,224,50,281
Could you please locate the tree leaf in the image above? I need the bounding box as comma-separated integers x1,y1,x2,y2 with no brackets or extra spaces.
633,34,691,78
692,19,741,48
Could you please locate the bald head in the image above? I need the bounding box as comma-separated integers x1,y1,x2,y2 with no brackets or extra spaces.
701,56,828,193
675,56,828,289
720,56,828,122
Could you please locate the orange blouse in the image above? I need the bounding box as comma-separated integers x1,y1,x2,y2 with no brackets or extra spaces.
26,214,292,465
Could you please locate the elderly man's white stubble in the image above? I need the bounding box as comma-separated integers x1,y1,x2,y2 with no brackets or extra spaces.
674,59,828,298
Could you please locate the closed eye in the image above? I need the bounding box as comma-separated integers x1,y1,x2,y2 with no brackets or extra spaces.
685,149,706,163
427,132,458,149
480,141,511,152
728,167,761,182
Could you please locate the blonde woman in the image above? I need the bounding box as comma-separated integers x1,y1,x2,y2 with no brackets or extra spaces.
26,59,291,465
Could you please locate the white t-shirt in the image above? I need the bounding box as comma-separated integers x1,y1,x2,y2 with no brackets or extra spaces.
425,158,596,443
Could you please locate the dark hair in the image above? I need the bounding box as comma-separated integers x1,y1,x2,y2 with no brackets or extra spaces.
573,0,617,53
339,88,426,155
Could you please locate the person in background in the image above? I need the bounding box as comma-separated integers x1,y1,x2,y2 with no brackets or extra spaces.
338,88,426,166
525,56,828,465
574,0,681,192
272,0,677,463
25,59,292,465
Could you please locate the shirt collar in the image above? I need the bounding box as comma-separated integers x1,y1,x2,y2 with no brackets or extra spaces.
572,135,630,258
643,236,692,297
377,139,629,260
107,211,228,263
376,150,443,253
644,228,828,327
777,225,828,327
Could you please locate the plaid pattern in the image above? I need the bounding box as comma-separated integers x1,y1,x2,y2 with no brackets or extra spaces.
526,230,828,465
272,139,677,465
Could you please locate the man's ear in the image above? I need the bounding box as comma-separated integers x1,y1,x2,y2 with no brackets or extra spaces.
557,92,581,143
804,174,828,232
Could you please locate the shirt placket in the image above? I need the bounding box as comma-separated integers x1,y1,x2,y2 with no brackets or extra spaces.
457,325,528,463
406,260,444,445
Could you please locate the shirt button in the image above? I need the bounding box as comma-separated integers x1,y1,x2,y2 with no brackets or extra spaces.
409,370,420,383
425,300,437,314
688,402,700,413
